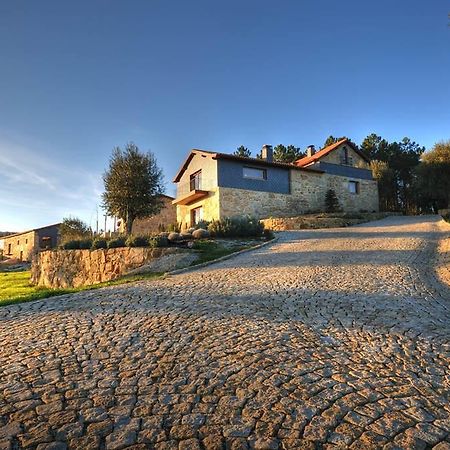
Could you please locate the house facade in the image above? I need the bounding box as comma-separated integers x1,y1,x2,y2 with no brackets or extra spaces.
118,195,177,234
1,223,60,262
173,139,379,229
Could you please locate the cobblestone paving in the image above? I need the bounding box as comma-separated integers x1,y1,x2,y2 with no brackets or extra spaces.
1,216,449,450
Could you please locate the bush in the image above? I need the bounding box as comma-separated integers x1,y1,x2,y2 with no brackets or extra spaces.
149,235,169,248
91,238,108,249
263,228,275,240
78,239,92,249
107,237,126,249
192,228,210,239
126,235,149,247
167,223,181,233
207,216,264,238
63,240,81,250
194,220,211,230
325,189,340,213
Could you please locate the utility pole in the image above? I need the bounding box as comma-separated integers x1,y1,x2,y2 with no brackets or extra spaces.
104,214,107,237
96,207,99,235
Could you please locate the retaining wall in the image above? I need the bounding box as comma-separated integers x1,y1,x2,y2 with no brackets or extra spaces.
31,247,195,288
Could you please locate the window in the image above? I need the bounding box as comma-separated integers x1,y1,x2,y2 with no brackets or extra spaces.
191,207,203,225
17,240,19,245
348,181,359,194
25,239,28,244
243,167,267,180
190,170,202,191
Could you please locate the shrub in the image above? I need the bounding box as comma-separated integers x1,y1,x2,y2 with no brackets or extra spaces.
192,228,210,239
167,223,181,233
263,228,275,240
126,235,149,247
325,189,340,213
91,238,108,249
194,220,211,230
207,216,264,238
63,240,81,250
78,239,92,249
107,237,126,248
149,235,169,248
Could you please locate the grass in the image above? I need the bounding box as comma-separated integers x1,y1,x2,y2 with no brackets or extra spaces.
0,238,271,307
190,239,260,266
0,270,163,307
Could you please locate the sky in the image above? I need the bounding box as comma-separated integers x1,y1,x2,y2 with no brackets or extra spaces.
0,0,449,231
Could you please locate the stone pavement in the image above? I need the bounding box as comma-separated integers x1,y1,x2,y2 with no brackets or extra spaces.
0,215,449,450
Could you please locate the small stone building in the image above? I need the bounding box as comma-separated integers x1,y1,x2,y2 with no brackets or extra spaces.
1,223,60,262
172,138,379,229
118,195,177,234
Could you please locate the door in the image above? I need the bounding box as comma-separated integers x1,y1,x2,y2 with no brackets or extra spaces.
191,207,203,226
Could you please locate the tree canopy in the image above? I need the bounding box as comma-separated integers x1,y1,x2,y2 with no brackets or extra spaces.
60,217,91,244
273,144,305,163
102,143,164,234
233,145,252,158
415,140,450,210
323,135,347,148
361,134,424,211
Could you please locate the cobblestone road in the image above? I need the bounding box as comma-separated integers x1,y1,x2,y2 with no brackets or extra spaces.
1,216,449,450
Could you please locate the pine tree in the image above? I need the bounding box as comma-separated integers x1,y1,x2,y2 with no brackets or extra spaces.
325,189,340,212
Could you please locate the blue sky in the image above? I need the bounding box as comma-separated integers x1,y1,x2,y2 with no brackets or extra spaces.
0,1,449,231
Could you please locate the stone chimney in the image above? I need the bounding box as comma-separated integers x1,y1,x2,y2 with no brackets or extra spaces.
261,144,273,162
307,145,315,158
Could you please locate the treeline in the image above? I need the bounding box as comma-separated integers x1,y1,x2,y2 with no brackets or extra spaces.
233,135,450,213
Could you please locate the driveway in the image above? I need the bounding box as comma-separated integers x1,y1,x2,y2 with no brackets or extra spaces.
0,216,449,449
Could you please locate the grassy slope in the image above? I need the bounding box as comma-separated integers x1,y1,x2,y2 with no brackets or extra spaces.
0,270,162,307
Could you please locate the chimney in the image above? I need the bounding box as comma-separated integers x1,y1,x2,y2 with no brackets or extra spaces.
307,145,315,158
261,144,273,162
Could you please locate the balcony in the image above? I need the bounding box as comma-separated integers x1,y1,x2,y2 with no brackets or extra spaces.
172,178,214,206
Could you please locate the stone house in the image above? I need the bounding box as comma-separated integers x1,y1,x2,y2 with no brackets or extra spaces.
1,223,60,262
118,195,177,234
172,139,379,229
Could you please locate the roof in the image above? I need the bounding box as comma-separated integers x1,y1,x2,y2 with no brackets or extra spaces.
0,223,61,240
294,138,370,167
173,149,323,182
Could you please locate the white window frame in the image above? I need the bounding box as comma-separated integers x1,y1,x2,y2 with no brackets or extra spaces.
243,166,267,180
348,180,359,194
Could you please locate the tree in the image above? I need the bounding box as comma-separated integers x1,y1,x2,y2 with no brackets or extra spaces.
102,143,164,234
60,216,91,244
323,135,347,147
415,140,450,210
361,133,424,212
273,144,305,163
233,146,251,158
370,160,396,211
325,189,340,212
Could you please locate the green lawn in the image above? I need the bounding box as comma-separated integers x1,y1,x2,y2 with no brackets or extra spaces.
0,270,162,307
191,240,254,265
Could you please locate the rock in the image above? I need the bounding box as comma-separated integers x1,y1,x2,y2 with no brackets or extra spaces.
192,229,210,239
168,232,181,242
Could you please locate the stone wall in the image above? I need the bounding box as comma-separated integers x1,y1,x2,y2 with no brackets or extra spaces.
261,212,390,231
216,170,379,221
130,197,177,234
32,247,195,289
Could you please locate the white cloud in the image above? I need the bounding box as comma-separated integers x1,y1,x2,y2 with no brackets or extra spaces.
0,137,104,230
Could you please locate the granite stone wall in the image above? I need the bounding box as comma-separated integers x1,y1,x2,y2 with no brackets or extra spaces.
32,247,194,288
